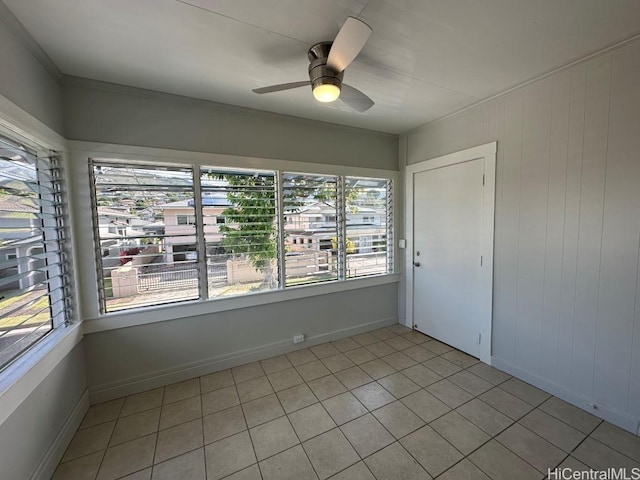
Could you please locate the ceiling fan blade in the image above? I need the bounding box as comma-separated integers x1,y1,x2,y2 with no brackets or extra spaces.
327,17,372,73
340,84,374,113
252,81,310,94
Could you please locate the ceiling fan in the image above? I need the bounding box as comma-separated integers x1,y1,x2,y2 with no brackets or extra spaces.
252,17,374,113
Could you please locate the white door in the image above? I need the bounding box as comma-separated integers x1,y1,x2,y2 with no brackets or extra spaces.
412,158,485,357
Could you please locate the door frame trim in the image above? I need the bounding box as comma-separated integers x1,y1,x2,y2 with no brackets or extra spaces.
405,142,497,364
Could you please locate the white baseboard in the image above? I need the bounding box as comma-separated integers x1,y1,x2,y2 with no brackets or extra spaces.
30,389,90,480
491,356,640,436
89,317,398,404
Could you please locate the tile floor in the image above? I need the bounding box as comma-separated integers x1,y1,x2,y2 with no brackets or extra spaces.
52,324,640,480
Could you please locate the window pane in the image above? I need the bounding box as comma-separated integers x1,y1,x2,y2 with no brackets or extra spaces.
0,138,62,369
282,173,338,286
200,168,278,298
345,177,392,278
91,161,199,312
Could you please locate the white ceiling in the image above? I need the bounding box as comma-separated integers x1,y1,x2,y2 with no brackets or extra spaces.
5,0,640,133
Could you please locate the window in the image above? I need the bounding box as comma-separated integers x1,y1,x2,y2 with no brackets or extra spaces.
0,134,72,369
90,160,393,314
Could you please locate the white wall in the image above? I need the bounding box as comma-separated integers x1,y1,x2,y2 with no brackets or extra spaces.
403,40,640,434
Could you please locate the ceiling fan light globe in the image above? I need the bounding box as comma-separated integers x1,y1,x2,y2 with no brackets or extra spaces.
313,83,341,103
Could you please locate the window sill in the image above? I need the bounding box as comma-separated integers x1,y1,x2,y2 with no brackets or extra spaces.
83,273,401,334
0,322,83,426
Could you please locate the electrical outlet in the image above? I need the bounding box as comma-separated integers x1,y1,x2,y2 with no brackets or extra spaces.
293,334,305,344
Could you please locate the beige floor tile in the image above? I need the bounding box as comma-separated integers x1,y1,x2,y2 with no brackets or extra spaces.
573,437,640,471
438,459,491,480
466,362,511,385
152,447,205,480
163,378,200,404
277,384,318,413
122,468,152,479
241,393,285,428
62,420,115,462
289,403,336,442
369,328,396,341
365,341,397,358
518,408,585,452
385,336,414,351
159,395,201,430
401,330,431,345
499,378,550,406
303,428,359,479
267,367,303,392
377,372,420,398
431,411,490,455
297,360,332,382
359,358,396,379
448,371,492,396
496,423,565,472
381,352,417,370
155,418,203,464
331,337,360,353
259,445,317,480
351,332,379,347
80,398,125,429
286,348,318,366
97,433,157,480
310,343,341,359
403,345,437,363
260,355,292,374
201,385,239,416
426,379,474,408
250,416,299,460
352,382,396,410
456,399,513,436
322,353,356,373
387,324,412,335
204,431,256,480
401,364,442,387
232,362,265,384
334,366,373,390
340,413,394,457
344,347,377,365
322,392,368,425
236,376,274,403
121,388,164,417
329,461,375,480
479,387,534,420
203,405,247,444
224,464,262,480
591,422,640,462
422,357,462,377
441,350,479,369
307,374,347,400
110,407,161,447
468,440,540,480
422,340,453,355
401,389,450,423
401,425,463,477
372,400,425,439
52,451,103,480
200,370,234,394
539,397,600,433
364,442,431,480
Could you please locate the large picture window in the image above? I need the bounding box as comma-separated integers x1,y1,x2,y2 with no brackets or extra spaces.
90,159,393,314
0,135,72,369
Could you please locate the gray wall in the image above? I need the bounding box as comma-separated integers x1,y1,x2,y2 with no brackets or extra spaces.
84,284,397,398
0,343,86,480
0,2,63,134
403,40,640,429
62,77,398,170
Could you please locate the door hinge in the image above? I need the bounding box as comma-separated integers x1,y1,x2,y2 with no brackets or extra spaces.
478,333,482,344
482,174,485,186
480,255,483,266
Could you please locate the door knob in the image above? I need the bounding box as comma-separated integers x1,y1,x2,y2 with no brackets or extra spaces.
413,261,421,267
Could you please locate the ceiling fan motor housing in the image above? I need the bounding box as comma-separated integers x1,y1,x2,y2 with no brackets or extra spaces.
308,42,343,91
